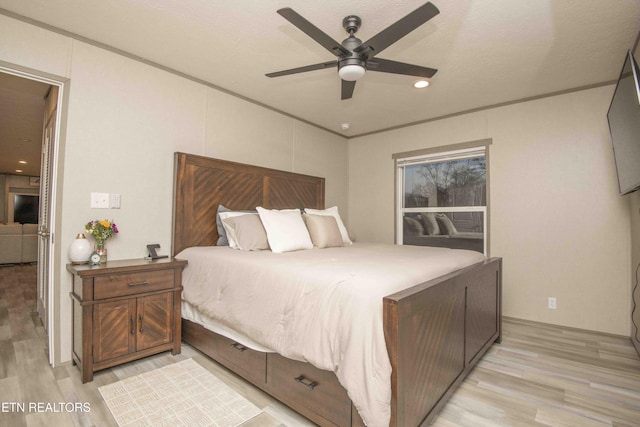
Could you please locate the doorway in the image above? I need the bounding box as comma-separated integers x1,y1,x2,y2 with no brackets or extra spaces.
0,65,64,365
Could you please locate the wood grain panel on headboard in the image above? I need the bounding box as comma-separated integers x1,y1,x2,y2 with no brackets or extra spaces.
172,152,325,255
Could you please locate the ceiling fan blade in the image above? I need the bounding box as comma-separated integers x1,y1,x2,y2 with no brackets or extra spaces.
341,80,356,100
266,61,337,78
355,2,439,56
277,8,350,57
367,58,437,78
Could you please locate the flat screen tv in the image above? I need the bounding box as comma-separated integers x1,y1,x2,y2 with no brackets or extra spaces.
14,194,39,224
607,50,640,195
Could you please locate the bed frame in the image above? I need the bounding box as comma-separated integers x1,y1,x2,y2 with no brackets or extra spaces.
172,152,502,426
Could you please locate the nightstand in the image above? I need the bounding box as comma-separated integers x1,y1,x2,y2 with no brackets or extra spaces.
68,257,187,383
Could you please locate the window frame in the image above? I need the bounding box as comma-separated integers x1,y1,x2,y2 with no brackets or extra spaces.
393,139,492,255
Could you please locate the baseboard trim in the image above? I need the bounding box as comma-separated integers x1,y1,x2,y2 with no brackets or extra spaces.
502,316,631,341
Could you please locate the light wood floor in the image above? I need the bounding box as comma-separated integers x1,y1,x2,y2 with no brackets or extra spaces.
1,263,639,426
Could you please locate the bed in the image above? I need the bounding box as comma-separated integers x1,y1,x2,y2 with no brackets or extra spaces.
172,152,502,426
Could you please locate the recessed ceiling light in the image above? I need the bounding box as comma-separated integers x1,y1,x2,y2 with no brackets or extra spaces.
340,123,350,130
18,160,27,164
15,169,23,173
413,80,430,89
18,138,32,142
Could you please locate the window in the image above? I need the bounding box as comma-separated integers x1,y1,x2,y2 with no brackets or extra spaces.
394,141,489,254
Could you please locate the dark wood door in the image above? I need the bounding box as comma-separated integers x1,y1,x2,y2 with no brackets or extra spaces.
136,293,173,351
93,299,136,363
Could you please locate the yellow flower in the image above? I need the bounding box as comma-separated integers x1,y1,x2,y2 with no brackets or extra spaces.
99,220,110,228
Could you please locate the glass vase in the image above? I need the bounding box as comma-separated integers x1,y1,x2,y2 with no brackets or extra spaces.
96,241,107,263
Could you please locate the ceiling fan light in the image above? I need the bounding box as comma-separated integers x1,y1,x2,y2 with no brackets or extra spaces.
339,64,366,81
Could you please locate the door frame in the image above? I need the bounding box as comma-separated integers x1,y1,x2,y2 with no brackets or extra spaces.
0,60,68,366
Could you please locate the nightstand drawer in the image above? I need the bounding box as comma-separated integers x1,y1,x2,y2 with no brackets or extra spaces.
94,269,174,299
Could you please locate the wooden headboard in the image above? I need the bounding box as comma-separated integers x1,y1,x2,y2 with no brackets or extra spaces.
172,152,325,255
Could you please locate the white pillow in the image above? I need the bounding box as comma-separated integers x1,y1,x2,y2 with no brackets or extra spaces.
219,211,255,249
256,207,313,253
304,206,352,245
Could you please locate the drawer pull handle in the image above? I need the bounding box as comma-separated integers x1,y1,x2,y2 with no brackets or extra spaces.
128,281,149,287
230,342,247,352
294,375,317,390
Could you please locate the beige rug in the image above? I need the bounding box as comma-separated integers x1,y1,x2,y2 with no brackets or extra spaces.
99,358,262,427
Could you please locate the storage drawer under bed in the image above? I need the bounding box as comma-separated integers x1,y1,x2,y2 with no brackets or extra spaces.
182,319,365,426
181,319,266,386
266,353,352,427
213,331,267,385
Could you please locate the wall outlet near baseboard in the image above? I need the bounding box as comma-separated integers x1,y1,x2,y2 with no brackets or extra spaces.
548,297,557,309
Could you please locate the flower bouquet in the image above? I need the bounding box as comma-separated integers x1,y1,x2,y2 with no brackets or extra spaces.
85,220,119,262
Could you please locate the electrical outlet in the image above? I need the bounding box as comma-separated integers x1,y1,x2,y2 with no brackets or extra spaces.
548,297,557,309
90,192,109,209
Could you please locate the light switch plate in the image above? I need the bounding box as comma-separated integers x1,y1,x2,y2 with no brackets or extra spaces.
90,192,109,209
110,193,121,209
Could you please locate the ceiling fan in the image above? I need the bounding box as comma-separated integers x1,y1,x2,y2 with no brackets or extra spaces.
266,2,440,100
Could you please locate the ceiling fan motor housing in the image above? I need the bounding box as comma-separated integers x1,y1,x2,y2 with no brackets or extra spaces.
339,31,367,73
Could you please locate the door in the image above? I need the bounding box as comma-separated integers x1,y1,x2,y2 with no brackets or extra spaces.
1,65,65,367
136,293,173,351
36,86,58,333
93,299,137,363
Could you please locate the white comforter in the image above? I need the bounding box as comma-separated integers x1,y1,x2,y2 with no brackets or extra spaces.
177,243,485,426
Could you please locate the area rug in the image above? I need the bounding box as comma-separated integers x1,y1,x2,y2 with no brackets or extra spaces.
99,358,262,427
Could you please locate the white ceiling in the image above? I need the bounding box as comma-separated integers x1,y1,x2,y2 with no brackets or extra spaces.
1,0,639,173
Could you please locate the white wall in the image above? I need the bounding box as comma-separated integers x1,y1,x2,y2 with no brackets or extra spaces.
349,87,631,336
205,91,349,210
0,14,348,365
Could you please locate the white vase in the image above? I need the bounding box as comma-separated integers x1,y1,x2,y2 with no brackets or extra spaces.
68,233,92,264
